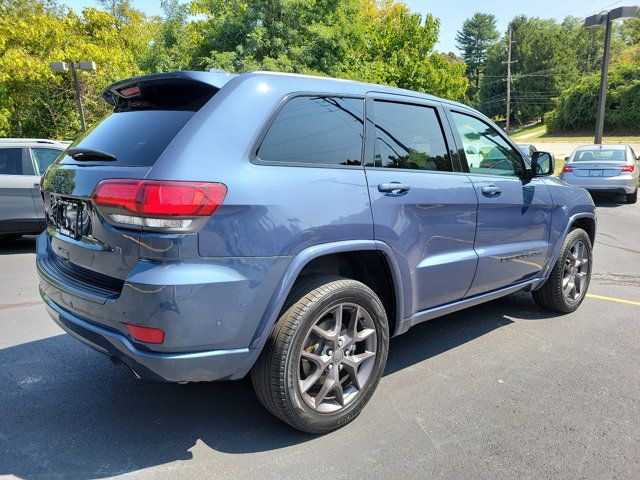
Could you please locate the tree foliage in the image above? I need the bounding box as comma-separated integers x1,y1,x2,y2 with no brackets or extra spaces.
455,12,498,99
0,0,152,138
0,0,469,140
479,16,579,126
475,12,638,130
546,11,640,133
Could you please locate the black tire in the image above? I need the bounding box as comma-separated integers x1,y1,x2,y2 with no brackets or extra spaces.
532,228,592,313
626,188,637,204
251,275,389,434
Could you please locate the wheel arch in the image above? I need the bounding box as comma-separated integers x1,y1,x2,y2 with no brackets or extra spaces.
249,240,405,352
570,216,596,245
537,212,596,288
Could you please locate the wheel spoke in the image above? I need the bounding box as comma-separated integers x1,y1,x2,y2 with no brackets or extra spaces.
564,278,575,297
314,368,338,407
332,305,343,337
357,327,376,341
299,368,323,394
301,350,327,368
333,379,345,406
341,359,361,389
311,324,335,342
575,271,587,293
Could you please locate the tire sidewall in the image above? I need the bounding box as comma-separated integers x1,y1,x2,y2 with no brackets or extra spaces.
283,282,389,433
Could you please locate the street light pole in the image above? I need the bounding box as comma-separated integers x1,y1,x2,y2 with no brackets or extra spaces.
594,13,612,145
585,6,638,145
69,63,87,131
50,61,97,132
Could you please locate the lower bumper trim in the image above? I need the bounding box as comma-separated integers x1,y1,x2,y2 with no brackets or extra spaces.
41,290,258,382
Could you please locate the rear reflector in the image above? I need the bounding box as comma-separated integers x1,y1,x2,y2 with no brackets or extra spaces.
621,165,635,173
561,165,573,173
126,324,165,344
93,179,227,231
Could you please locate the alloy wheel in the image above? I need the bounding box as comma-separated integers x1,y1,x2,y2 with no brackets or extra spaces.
563,240,589,302
297,302,377,413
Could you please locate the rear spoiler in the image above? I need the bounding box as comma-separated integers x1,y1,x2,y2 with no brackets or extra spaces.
101,70,237,107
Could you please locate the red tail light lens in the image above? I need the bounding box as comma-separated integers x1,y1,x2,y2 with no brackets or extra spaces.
561,165,573,173
93,179,227,231
621,165,635,173
126,324,165,344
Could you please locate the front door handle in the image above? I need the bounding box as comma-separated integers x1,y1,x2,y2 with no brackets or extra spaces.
481,185,502,197
378,182,411,194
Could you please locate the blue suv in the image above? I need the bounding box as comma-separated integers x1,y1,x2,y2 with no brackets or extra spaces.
37,71,596,433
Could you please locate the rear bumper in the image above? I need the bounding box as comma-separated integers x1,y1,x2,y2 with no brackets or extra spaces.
36,231,292,382
560,174,637,194
42,290,259,382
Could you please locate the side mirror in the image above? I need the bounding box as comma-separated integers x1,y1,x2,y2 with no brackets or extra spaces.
531,151,554,176
564,156,570,162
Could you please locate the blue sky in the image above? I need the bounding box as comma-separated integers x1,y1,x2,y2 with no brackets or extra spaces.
64,0,625,53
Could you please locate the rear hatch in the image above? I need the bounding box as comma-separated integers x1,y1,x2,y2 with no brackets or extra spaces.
41,72,226,289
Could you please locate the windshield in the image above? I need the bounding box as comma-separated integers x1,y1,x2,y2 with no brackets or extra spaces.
573,149,626,162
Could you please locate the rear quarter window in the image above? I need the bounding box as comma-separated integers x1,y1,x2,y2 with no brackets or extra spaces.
0,148,23,175
257,96,364,166
31,148,62,175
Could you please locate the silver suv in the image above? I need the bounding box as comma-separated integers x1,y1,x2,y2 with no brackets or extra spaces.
0,138,68,240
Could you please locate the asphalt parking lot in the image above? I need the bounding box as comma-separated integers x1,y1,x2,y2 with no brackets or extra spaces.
1,196,639,480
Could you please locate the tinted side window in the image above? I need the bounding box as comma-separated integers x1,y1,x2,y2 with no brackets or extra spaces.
372,101,451,172
0,148,23,175
31,148,62,175
257,96,364,166
451,111,524,177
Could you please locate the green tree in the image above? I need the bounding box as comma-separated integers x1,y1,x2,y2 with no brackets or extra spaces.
479,16,580,126
455,12,499,100
340,0,467,100
141,0,199,71
190,0,468,100
0,0,153,139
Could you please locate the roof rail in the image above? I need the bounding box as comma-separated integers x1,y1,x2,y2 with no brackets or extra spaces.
0,138,66,144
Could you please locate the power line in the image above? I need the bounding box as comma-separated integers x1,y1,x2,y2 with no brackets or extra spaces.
553,0,601,20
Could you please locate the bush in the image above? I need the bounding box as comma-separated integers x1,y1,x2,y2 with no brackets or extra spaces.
547,59,640,133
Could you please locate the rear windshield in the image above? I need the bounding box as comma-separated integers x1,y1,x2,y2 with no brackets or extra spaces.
573,149,626,162
61,80,217,167
61,110,196,166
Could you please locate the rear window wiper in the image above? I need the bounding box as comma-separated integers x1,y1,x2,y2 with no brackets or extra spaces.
67,147,117,161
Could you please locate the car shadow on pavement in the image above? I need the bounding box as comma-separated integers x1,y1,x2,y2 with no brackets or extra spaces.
0,292,552,479
591,193,629,207
0,235,36,255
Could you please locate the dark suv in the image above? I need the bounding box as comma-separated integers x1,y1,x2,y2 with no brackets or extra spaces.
37,71,596,433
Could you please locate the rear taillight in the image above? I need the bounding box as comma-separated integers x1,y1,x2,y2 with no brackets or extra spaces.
621,165,635,173
93,179,227,232
561,165,573,173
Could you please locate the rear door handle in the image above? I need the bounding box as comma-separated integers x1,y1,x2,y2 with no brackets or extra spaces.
481,185,502,197
378,182,411,193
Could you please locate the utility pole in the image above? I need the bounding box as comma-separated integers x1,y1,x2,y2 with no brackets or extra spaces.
504,27,516,132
